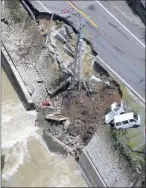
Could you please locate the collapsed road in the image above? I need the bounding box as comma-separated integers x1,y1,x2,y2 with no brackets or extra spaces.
23,0,145,103
1,1,145,187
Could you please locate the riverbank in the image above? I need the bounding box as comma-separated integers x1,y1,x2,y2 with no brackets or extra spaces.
2,1,145,187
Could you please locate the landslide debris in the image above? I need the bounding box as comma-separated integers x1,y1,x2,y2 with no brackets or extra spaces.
34,12,122,157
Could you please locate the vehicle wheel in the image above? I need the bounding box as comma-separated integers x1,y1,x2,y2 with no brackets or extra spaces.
110,123,114,128
133,125,139,128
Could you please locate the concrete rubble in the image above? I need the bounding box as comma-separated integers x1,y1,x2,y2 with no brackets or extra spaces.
45,112,68,122
1,1,145,187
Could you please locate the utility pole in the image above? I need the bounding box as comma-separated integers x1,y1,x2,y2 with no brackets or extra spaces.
74,16,87,90
78,20,84,90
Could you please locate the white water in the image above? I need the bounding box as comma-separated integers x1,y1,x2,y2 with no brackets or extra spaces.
1,69,87,187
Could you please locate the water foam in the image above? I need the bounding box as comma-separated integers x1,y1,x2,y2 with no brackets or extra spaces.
2,146,26,180
2,101,39,179
2,97,58,181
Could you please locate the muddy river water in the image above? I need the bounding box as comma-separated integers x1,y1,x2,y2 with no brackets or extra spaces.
1,69,87,187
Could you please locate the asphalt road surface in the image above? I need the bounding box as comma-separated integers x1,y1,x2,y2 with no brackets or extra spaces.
27,0,145,102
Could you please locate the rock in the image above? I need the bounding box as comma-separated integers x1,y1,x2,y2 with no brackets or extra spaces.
68,138,73,144
69,129,78,137
48,44,56,54
64,25,73,39
76,145,83,151
16,39,24,46
63,119,70,130
36,79,43,83
115,177,119,182
55,30,67,44
76,119,82,124
65,141,68,145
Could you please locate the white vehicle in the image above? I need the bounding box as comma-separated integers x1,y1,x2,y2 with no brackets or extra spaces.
113,112,141,130
105,102,125,124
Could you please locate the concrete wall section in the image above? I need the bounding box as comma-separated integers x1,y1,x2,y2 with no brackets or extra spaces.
79,149,107,188
1,44,35,111
43,130,74,156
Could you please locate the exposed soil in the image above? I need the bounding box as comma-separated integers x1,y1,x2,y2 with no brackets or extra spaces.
37,83,121,157
61,85,121,145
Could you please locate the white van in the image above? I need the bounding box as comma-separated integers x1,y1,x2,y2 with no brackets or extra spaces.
105,102,125,124
113,112,141,130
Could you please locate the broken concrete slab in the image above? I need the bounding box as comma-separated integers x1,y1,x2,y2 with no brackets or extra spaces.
63,44,74,58
45,113,68,122
50,81,70,98
89,75,110,86
64,25,73,39
63,118,71,130
55,30,67,44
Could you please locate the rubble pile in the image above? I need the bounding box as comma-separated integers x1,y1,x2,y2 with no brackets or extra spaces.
37,83,121,157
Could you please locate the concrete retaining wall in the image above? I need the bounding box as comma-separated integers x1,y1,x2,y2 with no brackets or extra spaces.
79,149,107,187
43,130,108,187
1,44,35,111
43,130,74,156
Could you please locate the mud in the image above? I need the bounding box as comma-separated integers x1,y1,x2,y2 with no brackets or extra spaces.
37,82,121,157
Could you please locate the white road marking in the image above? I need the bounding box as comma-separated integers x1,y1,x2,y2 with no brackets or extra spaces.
37,1,51,13
96,1,145,48
96,56,145,103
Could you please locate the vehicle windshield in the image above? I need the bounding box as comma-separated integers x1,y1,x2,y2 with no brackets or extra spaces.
133,113,138,120
116,102,121,108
